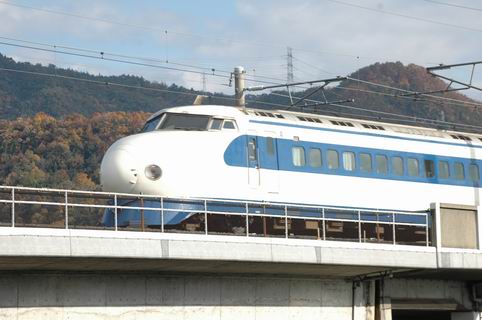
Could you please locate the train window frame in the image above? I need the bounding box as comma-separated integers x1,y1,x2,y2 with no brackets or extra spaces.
342,151,356,171
424,160,435,178
267,137,275,156
223,120,237,130
309,148,322,168
158,113,210,131
375,154,388,175
292,146,306,167
453,162,465,180
142,114,164,132
469,164,480,182
407,158,420,177
439,161,450,179
248,138,257,162
327,149,339,170
359,153,372,173
391,156,404,176
210,118,223,130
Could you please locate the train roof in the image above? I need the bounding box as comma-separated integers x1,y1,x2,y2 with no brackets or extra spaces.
147,105,482,144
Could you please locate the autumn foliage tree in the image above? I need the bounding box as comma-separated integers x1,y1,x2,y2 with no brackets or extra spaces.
0,112,148,189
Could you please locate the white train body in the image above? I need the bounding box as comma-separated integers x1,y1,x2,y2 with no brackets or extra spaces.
100,105,482,212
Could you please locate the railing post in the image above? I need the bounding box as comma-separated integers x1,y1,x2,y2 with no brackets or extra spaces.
322,208,326,241
114,194,118,232
245,202,249,237
285,205,288,239
425,211,429,247
358,210,361,243
140,197,145,232
160,197,164,233
11,188,15,228
204,200,208,236
65,191,69,229
392,212,396,245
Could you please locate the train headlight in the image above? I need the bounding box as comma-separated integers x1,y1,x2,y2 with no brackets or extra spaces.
145,164,162,180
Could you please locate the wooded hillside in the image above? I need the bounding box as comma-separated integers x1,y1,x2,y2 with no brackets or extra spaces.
0,112,148,189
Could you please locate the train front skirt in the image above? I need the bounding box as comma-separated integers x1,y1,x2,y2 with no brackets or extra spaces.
102,198,202,227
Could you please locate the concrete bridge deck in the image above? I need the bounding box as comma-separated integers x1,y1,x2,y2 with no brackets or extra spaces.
0,227,481,281
1,227,482,320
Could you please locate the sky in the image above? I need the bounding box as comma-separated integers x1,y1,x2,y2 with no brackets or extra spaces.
0,0,481,100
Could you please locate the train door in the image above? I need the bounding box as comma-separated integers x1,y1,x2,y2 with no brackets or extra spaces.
260,131,280,193
247,132,260,188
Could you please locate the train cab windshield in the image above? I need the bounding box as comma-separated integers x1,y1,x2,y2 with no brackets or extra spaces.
159,113,210,131
142,115,162,132
142,112,237,132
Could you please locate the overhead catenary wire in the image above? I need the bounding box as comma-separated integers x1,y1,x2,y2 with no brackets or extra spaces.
2,36,481,113
266,91,482,132
6,34,481,115
0,66,284,110
0,36,303,88
3,0,480,75
423,0,482,13
0,40,229,78
0,0,411,62
324,0,482,33
1,35,481,125
256,90,474,129
0,65,480,133
0,51,230,89
345,77,482,108
291,56,336,76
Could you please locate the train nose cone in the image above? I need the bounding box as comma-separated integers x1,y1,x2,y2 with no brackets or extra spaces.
100,147,138,193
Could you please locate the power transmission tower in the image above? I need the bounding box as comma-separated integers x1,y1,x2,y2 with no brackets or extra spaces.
287,47,294,84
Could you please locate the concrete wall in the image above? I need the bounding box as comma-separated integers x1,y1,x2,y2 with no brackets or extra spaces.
385,278,472,307
0,273,477,319
0,273,365,320
440,205,478,249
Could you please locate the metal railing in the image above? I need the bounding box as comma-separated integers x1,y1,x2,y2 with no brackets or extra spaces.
0,186,432,246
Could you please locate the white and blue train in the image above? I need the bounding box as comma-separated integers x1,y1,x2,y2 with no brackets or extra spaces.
100,105,481,227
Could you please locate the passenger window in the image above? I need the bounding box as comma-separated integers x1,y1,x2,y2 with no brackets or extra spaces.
360,153,372,173
391,157,404,176
309,148,322,168
266,137,275,156
210,119,223,130
453,162,465,180
327,150,339,170
408,158,419,177
292,147,306,167
223,120,236,129
439,161,450,179
469,164,480,181
376,155,388,175
343,152,356,171
248,138,257,161
424,160,435,178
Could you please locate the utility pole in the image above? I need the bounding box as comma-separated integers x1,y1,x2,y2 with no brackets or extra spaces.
234,66,246,108
287,47,294,84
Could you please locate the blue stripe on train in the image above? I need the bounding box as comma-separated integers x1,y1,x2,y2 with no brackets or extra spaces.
223,135,482,188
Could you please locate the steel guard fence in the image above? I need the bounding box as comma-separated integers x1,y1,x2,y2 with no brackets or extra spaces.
0,186,432,246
